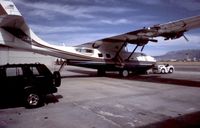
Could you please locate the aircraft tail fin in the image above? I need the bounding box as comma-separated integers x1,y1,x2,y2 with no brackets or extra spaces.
0,0,51,50
0,0,21,16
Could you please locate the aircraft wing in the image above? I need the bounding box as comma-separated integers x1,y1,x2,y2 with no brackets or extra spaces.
79,15,200,49
1,0,200,61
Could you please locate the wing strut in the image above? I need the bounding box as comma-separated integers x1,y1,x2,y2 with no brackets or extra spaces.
126,45,139,61
113,41,128,67
114,41,127,59
183,34,189,42
58,60,67,72
141,45,145,52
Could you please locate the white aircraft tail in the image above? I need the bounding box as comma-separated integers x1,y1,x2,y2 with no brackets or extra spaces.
0,0,53,52
0,0,91,60
0,0,21,16
0,0,43,42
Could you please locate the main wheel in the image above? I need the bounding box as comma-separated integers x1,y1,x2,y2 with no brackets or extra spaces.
24,89,43,108
120,70,129,77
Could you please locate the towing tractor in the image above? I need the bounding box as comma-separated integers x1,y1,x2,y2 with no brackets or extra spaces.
152,64,175,74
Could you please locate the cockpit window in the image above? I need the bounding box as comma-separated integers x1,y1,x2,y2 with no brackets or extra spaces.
76,48,94,54
141,53,146,56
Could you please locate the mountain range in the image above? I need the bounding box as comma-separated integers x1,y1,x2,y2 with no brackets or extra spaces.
154,49,200,61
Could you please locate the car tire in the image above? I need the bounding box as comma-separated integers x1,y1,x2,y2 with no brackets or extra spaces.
161,69,165,74
53,71,61,87
24,89,43,108
168,68,174,73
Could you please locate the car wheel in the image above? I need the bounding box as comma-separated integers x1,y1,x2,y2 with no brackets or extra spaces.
24,90,43,108
120,70,129,77
168,68,174,73
161,69,165,74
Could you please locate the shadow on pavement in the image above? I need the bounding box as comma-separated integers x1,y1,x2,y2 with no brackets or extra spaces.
63,69,200,88
137,111,200,128
61,69,98,78
118,75,200,88
0,97,23,109
45,94,63,104
0,94,63,109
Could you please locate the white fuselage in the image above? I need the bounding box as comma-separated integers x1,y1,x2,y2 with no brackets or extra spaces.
0,0,156,73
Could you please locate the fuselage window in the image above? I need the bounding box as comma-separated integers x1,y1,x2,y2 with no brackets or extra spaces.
98,53,103,57
76,48,94,54
85,49,93,53
106,54,111,58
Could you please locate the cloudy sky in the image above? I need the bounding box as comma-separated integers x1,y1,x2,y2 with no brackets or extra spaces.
12,0,200,55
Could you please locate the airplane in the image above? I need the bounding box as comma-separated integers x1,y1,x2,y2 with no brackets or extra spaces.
0,0,200,77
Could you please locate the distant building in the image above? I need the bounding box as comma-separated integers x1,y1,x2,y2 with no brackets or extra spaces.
0,47,56,68
169,59,177,62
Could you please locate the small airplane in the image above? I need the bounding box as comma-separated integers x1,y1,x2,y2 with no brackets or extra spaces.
0,0,200,77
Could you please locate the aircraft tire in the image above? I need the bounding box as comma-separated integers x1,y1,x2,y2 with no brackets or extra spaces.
120,69,129,77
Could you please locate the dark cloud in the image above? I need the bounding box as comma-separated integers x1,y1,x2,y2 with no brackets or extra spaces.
11,0,200,55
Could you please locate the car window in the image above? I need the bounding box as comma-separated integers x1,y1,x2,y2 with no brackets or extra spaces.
30,66,39,75
6,67,23,77
36,65,52,76
0,68,5,77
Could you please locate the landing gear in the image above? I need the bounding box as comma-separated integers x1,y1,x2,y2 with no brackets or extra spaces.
58,60,67,72
97,69,106,76
120,69,129,77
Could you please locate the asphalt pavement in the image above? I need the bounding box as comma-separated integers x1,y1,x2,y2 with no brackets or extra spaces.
0,65,200,128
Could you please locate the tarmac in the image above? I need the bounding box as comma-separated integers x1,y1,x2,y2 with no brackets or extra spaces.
0,65,200,128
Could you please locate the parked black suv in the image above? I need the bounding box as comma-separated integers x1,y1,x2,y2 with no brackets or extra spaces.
0,63,61,108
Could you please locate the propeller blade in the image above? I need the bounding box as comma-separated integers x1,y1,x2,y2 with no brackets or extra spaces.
183,35,189,42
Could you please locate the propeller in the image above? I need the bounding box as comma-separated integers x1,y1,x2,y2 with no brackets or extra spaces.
183,34,189,42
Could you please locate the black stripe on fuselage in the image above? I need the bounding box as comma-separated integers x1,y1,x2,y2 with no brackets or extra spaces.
67,59,155,71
